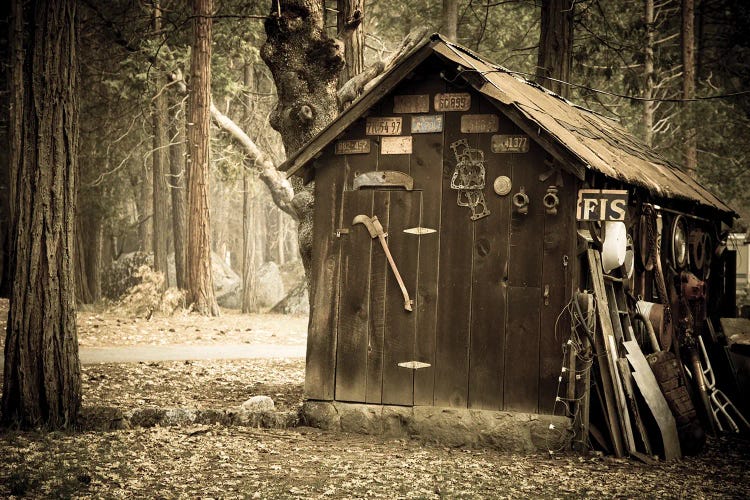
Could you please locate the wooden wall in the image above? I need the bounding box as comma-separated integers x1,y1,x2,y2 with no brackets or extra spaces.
305,62,577,415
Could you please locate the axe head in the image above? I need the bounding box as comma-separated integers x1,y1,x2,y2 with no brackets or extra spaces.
352,214,382,238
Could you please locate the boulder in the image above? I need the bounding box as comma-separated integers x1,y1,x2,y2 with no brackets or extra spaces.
240,395,275,413
256,261,285,308
210,254,242,309
270,282,309,315
167,252,242,309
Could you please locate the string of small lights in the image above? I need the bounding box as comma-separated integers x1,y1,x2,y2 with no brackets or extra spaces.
545,294,597,456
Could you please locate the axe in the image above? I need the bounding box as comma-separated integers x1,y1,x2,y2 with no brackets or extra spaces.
352,214,413,312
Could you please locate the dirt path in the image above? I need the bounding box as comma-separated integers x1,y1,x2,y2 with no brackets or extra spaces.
0,298,308,351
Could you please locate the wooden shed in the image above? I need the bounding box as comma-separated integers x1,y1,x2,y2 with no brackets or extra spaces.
281,34,736,419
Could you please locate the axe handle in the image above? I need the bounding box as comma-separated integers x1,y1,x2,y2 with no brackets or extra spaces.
377,234,413,312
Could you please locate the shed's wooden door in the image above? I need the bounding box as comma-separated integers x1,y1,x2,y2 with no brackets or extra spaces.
335,189,425,406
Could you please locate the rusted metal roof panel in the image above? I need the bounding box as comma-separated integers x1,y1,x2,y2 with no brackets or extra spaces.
280,34,734,216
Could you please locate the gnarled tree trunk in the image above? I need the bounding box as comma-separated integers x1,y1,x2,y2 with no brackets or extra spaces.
3,0,81,429
261,0,345,278
186,0,220,316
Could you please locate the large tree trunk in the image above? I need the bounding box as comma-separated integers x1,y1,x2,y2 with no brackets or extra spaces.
185,0,220,316
535,0,574,98
242,173,260,313
152,1,170,286
74,216,92,304
441,0,458,41
337,0,364,87
241,64,260,313
682,0,697,178
261,0,345,279
169,95,188,290
643,0,655,146
85,214,103,302
138,165,153,251
3,0,81,429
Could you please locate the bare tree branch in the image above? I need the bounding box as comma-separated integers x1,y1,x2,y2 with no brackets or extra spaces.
208,103,298,221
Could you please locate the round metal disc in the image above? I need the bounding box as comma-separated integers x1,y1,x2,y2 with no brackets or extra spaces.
493,176,512,196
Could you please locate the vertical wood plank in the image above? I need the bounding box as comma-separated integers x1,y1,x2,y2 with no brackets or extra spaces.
305,151,346,400
365,191,390,403
538,171,576,414
468,99,510,410
382,191,421,405
335,190,374,402
504,286,541,412
409,75,445,406
503,130,546,413
433,85,479,408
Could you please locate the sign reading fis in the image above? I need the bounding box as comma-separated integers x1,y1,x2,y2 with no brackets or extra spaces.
576,189,628,221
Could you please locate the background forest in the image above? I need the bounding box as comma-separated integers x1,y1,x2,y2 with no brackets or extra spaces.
0,0,748,312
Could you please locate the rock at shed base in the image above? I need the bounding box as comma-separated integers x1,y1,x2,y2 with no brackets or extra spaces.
241,395,275,413
301,401,340,431
300,401,572,453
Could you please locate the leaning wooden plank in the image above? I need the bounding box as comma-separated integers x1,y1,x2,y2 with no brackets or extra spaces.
624,340,682,461
617,358,653,456
586,249,625,457
608,335,637,454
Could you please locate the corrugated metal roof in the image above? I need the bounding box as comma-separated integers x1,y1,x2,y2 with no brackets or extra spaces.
280,34,735,216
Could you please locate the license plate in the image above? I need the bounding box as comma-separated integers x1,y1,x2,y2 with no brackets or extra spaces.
393,94,429,113
434,92,471,111
491,134,529,153
335,139,370,155
366,117,403,135
460,114,499,133
411,115,444,133
380,136,412,154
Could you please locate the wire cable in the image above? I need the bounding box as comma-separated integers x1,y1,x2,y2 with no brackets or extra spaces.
455,67,750,103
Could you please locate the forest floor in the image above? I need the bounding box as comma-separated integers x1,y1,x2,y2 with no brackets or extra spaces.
1,298,750,498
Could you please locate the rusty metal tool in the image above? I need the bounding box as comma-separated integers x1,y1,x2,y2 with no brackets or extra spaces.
352,214,413,312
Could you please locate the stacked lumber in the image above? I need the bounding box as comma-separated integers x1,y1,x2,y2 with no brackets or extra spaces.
581,249,682,461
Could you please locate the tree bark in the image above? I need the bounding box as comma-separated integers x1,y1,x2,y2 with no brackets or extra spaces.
138,165,153,251
169,95,188,290
85,214,103,302
74,216,92,304
241,64,259,313
337,0,364,87
261,0,345,279
186,0,220,316
242,175,260,313
152,1,170,286
682,0,697,178
643,0,655,146
441,0,458,41
535,0,574,98
3,0,81,429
